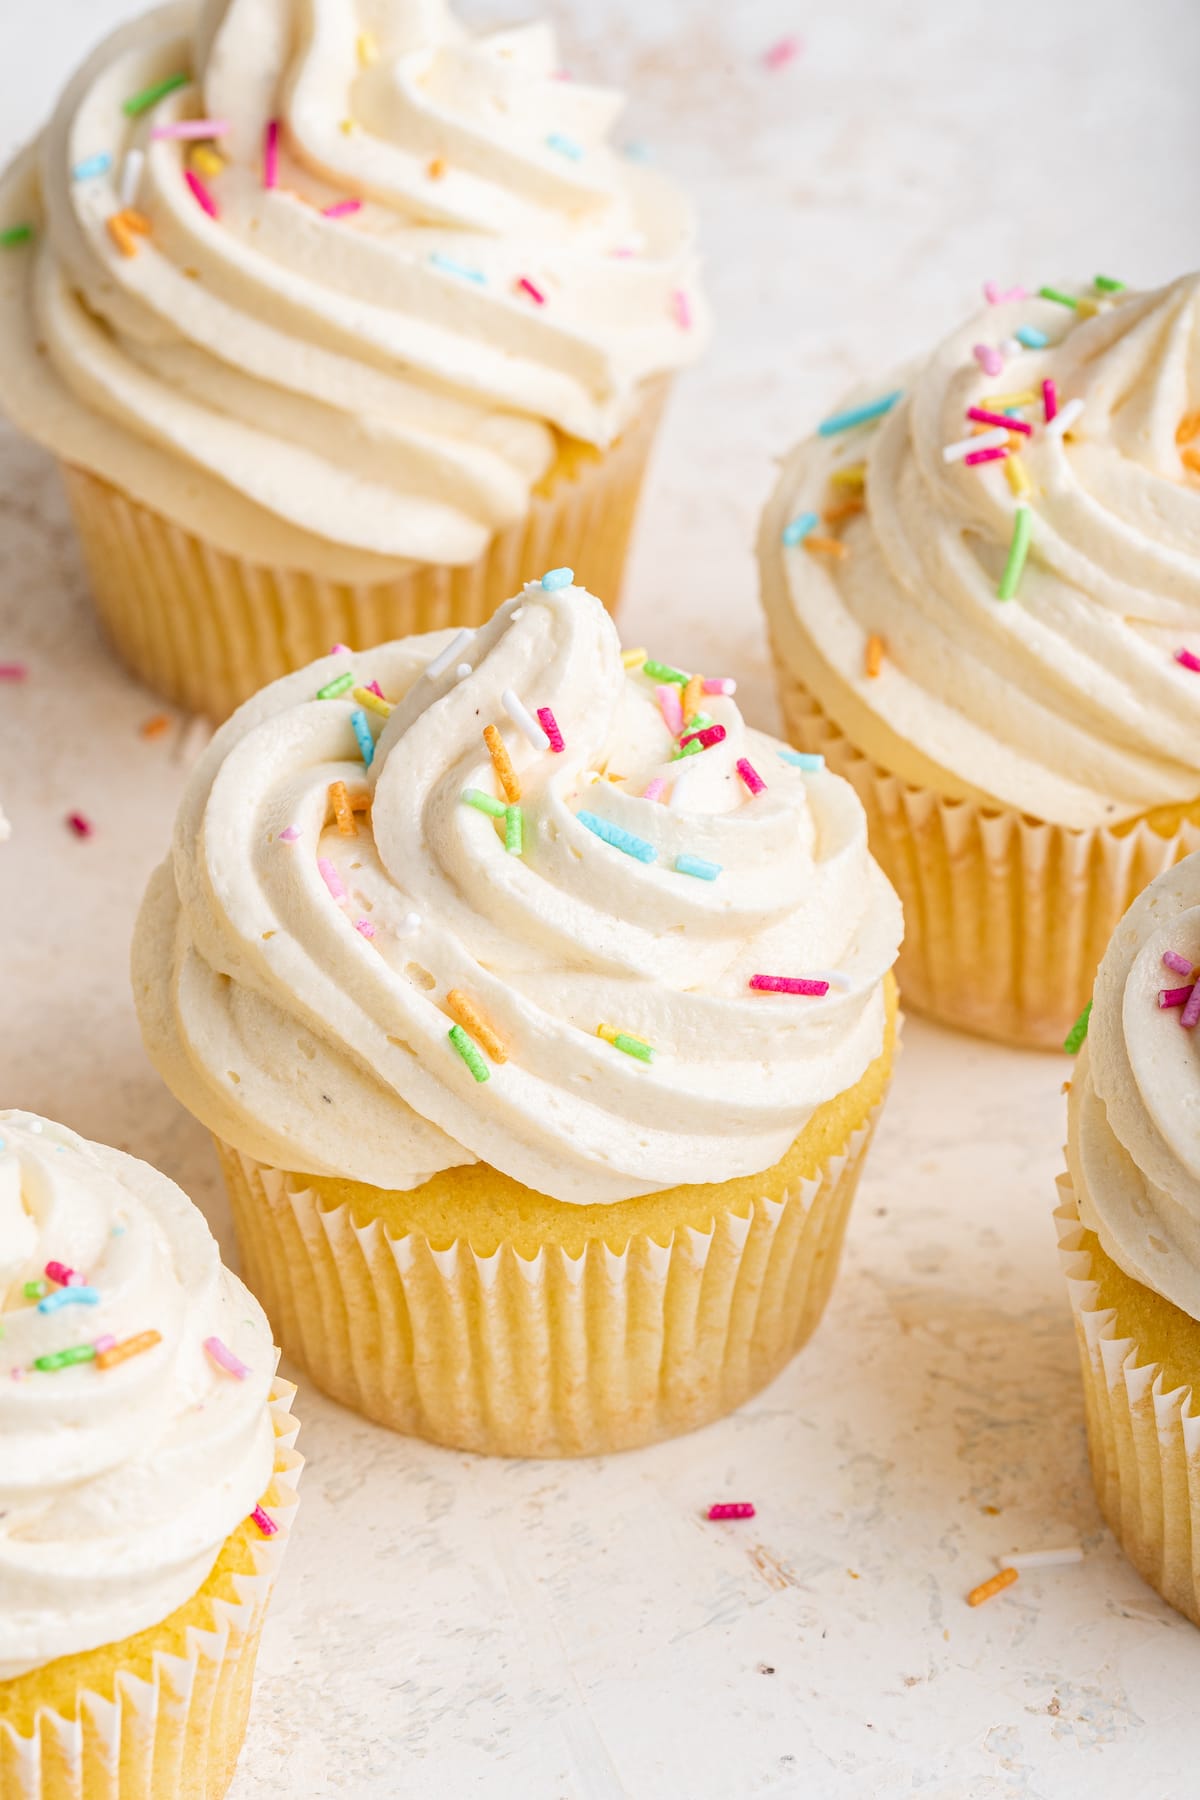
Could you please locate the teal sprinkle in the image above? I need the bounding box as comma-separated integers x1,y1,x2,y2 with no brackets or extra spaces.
817,390,902,437
316,672,354,699
72,152,112,181
782,511,819,547
779,749,825,771
546,131,583,161
38,1285,100,1314
642,659,689,685
675,853,721,881
462,788,507,818
430,251,486,285
541,567,574,590
577,811,656,863
448,1024,489,1083
1015,326,1048,349
505,804,523,856
623,140,652,163
1064,1000,1092,1056
350,708,375,767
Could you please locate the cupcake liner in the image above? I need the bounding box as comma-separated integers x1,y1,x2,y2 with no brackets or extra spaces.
60,380,669,723
774,660,1200,1050
1056,1178,1200,1626
215,1108,882,1459
0,1382,301,1800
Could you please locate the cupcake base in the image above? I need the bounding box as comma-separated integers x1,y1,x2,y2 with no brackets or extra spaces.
61,381,669,723
0,1382,301,1800
216,981,897,1459
774,661,1200,1050
1056,1177,1200,1626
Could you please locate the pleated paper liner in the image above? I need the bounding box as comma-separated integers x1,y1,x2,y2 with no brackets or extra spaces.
773,657,1200,1050
60,378,670,724
1056,1176,1200,1627
0,1381,302,1800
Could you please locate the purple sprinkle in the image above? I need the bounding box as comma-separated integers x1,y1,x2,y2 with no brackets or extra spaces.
1183,984,1200,1029
1163,950,1194,976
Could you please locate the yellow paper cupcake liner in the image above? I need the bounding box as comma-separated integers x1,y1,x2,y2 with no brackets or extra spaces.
0,1382,302,1800
60,380,669,723
1056,1177,1200,1626
774,661,1200,1050
214,984,895,1458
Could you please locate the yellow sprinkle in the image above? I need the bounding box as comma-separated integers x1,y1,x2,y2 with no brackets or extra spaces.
596,1023,619,1045
865,633,884,679
622,647,647,669
483,723,521,804
339,118,356,135
352,685,393,718
189,145,225,179
1004,454,1032,498
682,673,705,725
1076,296,1102,318
829,463,866,490
328,780,357,837
967,1567,1019,1608
982,390,1037,409
446,989,506,1063
356,31,378,65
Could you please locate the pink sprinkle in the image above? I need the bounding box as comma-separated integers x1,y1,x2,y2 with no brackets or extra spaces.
184,169,219,219
251,1504,278,1537
764,35,802,69
964,446,1009,467
537,706,564,752
318,857,347,903
329,641,351,655
151,119,230,141
672,288,693,330
45,1262,82,1288
1042,378,1058,423
657,684,684,735
278,826,300,842
973,343,1004,377
263,119,279,190
679,724,727,750
322,198,362,220
708,1502,756,1520
10,1368,26,1382
1175,648,1200,673
983,281,1029,305
736,757,765,796
517,276,546,305
642,777,667,803
66,812,93,838
1160,986,1194,1008
1183,985,1200,1029
703,677,736,696
93,1334,116,1355
0,663,27,680
749,974,830,997
967,407,1032,436
366,680,385,699
203,1335,250,1379
1164,950,1194,976
354,918,376,938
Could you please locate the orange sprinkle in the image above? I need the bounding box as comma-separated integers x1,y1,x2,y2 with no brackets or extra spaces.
483,723,520,803
122,209,152,236
823,499,864,526
427,156,447,180
967,1566,1018,1607
865,633,884,679
804,534,849,560
446,989,506,1063
139,714,170,740
106,212,139,257
96,1329,162,1372
1177,411,1200,446
1182,448,1200,477
682,674,705,725
328,779,357,836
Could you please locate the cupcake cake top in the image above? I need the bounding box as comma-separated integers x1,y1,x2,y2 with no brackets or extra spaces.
0,1111,277,1680
761,273,1200,831
133,581,902,1206
0,0,706,576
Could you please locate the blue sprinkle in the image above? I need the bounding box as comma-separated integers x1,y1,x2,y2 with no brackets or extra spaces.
817,390,903,437
1015,325,1048,349
623,140,652,163
72,152,113,182
350,708,375,768
577,810,657,863
38,1285,101,1314
675,853,721,881
779,749,825,772
782,511,819,548
546,131,584,161
541,567,574,590
430,252,486,285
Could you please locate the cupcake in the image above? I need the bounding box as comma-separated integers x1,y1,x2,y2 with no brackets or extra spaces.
0,1,706,722
0,1111,301,1799
1058,855,1200,1624
760,274,1200,1050
131,577,902,1458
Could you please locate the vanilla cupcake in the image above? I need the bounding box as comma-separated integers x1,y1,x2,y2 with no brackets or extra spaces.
1058,854,1200,1624
0,1112,301,1800
131,578,901,1457
760,274,1200,1049
0,0,706,721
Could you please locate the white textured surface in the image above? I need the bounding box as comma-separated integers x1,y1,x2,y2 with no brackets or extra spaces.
3,2,1200,1794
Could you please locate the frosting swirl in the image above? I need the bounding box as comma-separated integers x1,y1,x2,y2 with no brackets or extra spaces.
761,275,1200,831
0,0,705,576
133,583,901,1205
0,1111,277,1681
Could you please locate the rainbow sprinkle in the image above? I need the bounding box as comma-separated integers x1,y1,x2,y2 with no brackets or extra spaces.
622,647,648,669
446,990,506,1063
66,813,94,838
1094,275,1125,293
1015,326,1048,349
541,566,574,590
0,224,34,248
353,685,392,718
504,805,523,856
34,1345,97,1373
750,974,830,997
1038,285,1078,310
537,706,564,752
1042,378,1059,423
44,1262,82,1287
779,749,824,771
546,131,583,160
997,503,1032,601
643,659,689,685
502,688,550,750
1183,985,1200,1031
426,628,474,679
782,511,819,547
676,853,721,881
251,1505,278,1537
316,671,354,699
96,1330,161,1370
462,788,507,818
278,826,301,842
708,1502,755,1520
263,119,279,189
817,392,902,437
517,276,546,304
973,344,1004,377
152,118,229,141
37,1285,99,1314
204,1336,250,1379
703,677,737,696
944,427,1009,464
350,708,375,767
72,152,112,181
122,72,188,117
597,1023,654,1062
184,169,219,219
642,777,667,803
1063,1000,1092,1054
430,251,486,285
576,812,656,863
323,198,362,220
483,724,521,803
657,684,684,735
1163,950,1194,977
318,857,347,903
1176,649,1200,674
679,724,726,750
736,758,765,796
449,1024,490,1083
968,407,1032,436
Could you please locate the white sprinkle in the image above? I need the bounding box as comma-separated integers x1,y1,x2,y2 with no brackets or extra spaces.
942,426,1009,464
997,1546,1084,1572
425,628,475,680
120,148,145,210
998,337,1022,357
810,969,853,991
669,767,692,810
397,910,421,935
455,663,473,681
1044,397,1084,441
502,686,550,751
175,714,213,767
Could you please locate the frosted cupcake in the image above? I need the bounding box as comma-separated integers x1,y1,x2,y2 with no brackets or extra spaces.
760,274,1200,1049
0,0,706,721
132,578,901,1457
1058,855,1200,1624
0,1111,301,1800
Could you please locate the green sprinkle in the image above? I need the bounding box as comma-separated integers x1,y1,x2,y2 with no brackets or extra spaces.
1094,275,1125,293
449,1023,489,1083
34,1344,97,1372
316,672,354,699
671,739,702,760
1064,999,1092,1055
23,1280,46,1300
0,224,34,248
612,1031,654,1062
997,503,1033,601
642,659,689,685
504,804,523,856
462,788,507,818
684,712,713,733
122,72,189,117
1038,285,1078,310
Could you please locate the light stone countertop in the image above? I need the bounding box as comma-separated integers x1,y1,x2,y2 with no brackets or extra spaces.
3,2,1200,1795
